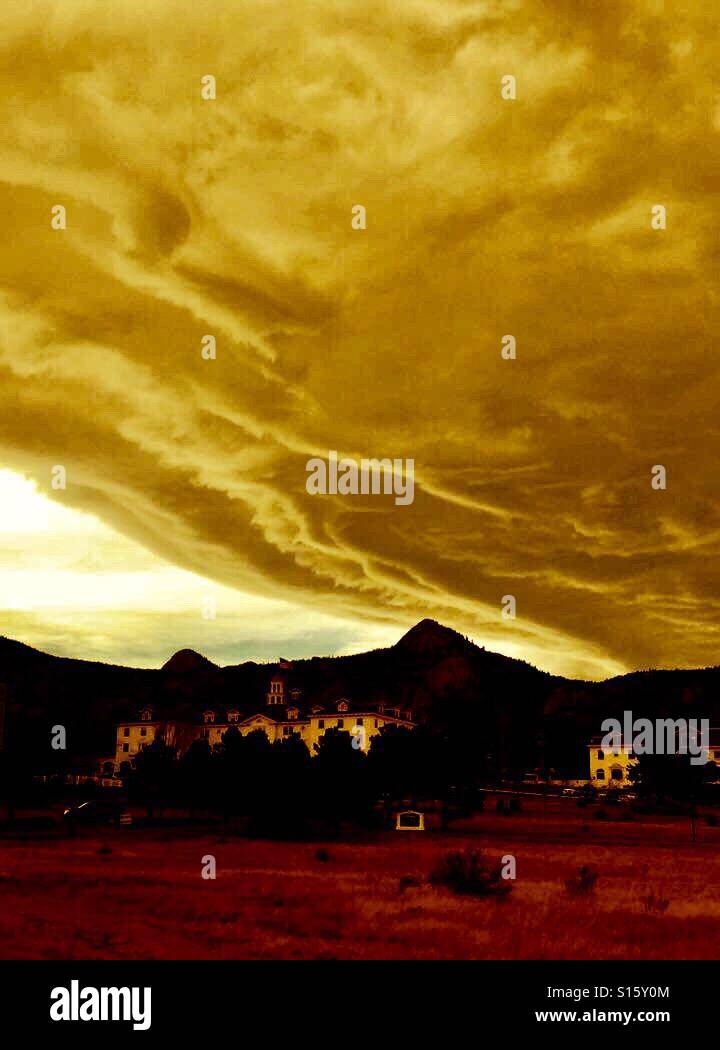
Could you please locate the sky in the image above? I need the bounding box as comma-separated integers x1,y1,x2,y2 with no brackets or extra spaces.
0,0,718,679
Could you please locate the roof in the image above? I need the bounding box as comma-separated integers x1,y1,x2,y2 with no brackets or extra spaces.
116,669,418,728
590,726,720,750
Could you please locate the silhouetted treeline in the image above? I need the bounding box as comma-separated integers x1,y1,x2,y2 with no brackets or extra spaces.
123,723,494,836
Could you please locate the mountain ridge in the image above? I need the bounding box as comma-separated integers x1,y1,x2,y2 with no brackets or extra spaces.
3,622,720,778
1,620,719,680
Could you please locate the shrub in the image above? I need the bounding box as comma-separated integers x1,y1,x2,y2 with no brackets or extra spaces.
429,849,512,898
398,874,421,893
641,891,669,914
565,864,599,896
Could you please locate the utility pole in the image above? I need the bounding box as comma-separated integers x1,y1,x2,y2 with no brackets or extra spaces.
0,683,13,824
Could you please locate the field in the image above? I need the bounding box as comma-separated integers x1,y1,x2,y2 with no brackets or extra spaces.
2,798,720,959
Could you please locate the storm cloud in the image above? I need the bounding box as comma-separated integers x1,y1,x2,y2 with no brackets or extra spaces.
1,0,718,678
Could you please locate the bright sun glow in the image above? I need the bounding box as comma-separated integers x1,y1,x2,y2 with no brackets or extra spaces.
0,469,401,665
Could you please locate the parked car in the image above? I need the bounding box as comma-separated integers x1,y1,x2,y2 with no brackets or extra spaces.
62,799,126,825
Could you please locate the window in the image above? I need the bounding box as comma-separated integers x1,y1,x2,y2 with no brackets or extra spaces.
140,709,152,722
123,744,129,753
611,767,623,781
228,711,239,723
283,726,293,736
318,719,325,729
336,719,344,728
337,700,349,712
356,718,364,727
287,707,298,720
123,728,129,737
140,728,146,737
597,749,604,759
595,769,605,780
374,719,379,728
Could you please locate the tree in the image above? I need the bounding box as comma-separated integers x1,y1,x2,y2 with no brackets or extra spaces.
312,728,373,831
248,734,312,838
215,727,272,825
178,737,213,816
367,724,443,804
629,752,720,803
130,738,176,818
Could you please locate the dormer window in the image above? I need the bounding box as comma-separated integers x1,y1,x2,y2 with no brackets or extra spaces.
287,707,299,721
377,704,385,714
290,688,301,701
140,708,152,722
203,710,215,724
311,705,323,715
227,710,239,723
337,700,349,713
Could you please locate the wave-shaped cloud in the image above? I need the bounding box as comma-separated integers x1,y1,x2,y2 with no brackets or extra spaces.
1,0,718,679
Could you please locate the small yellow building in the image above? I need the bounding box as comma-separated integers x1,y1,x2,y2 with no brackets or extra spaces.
588,740,635,787
588,728,720,788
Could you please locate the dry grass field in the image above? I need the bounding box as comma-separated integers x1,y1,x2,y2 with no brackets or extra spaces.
2,800,720,960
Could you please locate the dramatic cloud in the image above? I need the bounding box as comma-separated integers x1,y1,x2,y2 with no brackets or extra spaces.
0,0,718,678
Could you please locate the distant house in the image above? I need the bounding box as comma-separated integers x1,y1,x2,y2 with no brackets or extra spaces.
588,738,636,787
588,728,720,788
111,673,415,770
